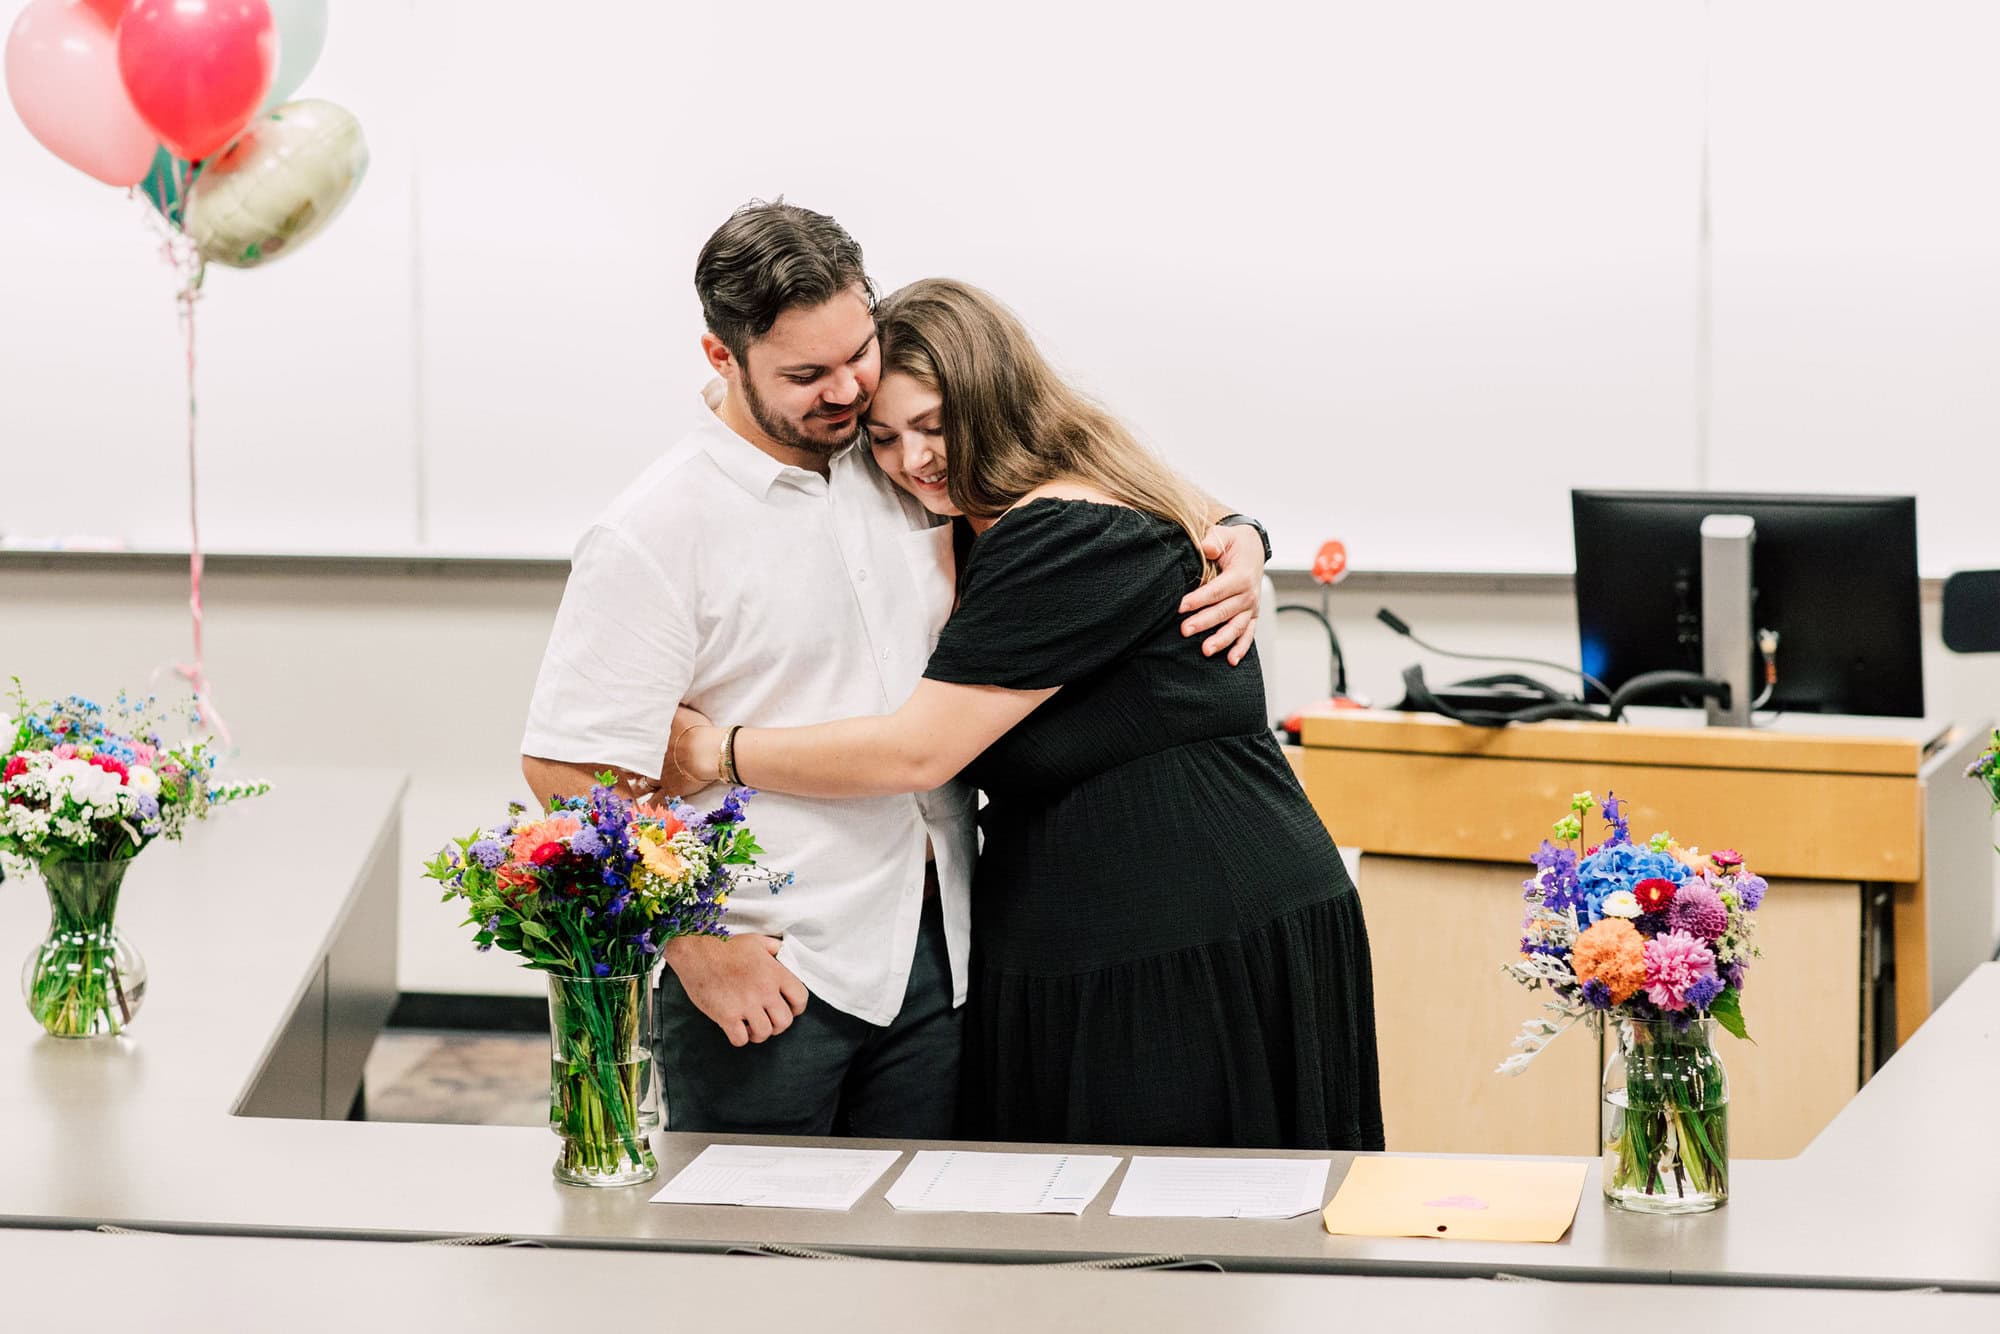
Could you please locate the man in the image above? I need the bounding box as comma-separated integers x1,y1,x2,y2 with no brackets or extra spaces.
521,200,1267,1139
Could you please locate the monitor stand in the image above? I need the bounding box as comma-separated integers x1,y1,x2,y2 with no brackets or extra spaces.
1701,513,1755,728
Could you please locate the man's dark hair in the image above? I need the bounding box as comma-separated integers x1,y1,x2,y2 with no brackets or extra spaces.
695,199,875,361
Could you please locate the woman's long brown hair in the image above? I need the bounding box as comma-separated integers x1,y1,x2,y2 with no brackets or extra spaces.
875,278,1214,575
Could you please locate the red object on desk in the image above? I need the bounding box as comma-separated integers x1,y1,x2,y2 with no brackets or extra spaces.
1312,540,1349,585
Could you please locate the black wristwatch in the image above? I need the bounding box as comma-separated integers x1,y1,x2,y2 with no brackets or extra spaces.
1218,513,1272,562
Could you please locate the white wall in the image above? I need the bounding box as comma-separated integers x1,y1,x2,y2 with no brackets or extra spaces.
2,563,1993,996
8,2,2000,572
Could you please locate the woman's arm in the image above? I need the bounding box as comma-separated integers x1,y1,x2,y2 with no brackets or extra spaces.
671,678,1055,798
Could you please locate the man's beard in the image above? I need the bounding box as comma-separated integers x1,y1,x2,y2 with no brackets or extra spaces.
739,374,863,457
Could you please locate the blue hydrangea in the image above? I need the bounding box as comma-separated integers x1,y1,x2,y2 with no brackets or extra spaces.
1576,843,1694,925
134,792,160,820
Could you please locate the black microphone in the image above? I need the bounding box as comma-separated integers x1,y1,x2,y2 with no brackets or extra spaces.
1376,606,1611,703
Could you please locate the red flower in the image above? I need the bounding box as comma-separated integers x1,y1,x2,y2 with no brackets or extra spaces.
85,754,129,782
1634,877,1679,912
2,755,26,783
496,863,537,894
529,840,566,866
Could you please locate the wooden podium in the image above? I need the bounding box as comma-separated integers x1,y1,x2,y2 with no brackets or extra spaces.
1296,709,1994,1159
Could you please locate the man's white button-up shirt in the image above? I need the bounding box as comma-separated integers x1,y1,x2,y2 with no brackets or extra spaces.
522,416,973,1025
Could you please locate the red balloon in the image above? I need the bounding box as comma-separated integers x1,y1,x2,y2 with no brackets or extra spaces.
79,0,128,25
116,0,275,162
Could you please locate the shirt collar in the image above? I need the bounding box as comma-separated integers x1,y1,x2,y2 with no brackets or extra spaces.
696,417,854,500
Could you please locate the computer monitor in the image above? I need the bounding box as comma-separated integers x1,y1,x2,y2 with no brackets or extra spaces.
1571,490,1924,718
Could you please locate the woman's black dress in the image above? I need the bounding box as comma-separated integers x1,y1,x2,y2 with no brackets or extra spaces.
925,499,1384,1150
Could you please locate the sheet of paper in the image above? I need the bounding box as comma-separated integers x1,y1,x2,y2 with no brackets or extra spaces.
649,1145,902,1211
884,1150,1121,1215
1321,1156,1589,1243
1108,1156,1332,1219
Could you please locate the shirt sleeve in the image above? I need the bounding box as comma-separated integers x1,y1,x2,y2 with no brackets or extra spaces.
922,501,1196,691
520,524,697,778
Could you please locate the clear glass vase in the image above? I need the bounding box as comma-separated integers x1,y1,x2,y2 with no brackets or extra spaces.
1602,1015,1729,1213
546,971,658,1187
21,858,147,1039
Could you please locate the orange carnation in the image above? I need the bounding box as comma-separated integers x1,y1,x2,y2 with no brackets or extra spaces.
1571,918,1646,1005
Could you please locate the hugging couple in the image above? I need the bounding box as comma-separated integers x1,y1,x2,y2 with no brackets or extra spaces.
522,200,1382,1152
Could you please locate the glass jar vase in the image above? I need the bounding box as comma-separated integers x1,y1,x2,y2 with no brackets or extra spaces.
21,857,147,1039
1601,1015,1729,1213
546,971,658,1187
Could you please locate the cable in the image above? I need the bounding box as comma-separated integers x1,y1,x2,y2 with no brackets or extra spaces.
1376,608,1611,703
1276,603,1347,695
1752,628,1780,711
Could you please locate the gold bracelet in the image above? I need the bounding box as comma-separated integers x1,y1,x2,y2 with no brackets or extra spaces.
718,725,743,787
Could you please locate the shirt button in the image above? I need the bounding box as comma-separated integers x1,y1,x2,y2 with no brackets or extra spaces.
856,569,869,582
881,648,892,661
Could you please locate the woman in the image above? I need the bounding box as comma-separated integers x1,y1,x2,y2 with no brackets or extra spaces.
673,279,1382,1151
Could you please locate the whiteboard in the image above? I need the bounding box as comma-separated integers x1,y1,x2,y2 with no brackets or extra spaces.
2,1,1994,574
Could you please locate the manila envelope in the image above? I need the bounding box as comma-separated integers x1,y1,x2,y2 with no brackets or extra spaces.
1321,1156,1588,1243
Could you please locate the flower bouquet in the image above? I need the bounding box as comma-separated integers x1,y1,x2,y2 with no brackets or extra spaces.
1970,729,2000,821
0,684,267,1037
424,780,787,1187
1499,792,1765,1213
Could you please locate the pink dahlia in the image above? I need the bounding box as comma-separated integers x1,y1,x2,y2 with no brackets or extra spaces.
1643,931,1716,1011
1667,885,1729,941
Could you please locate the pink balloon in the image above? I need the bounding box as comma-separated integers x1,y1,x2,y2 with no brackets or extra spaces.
79,0,129,25
117,0,276,163
4,0,157,187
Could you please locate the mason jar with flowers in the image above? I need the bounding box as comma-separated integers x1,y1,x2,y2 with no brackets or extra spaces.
1500,792,1765,1214
0,684,266,1037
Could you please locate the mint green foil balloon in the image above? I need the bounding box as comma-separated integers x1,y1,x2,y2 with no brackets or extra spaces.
184,98,367,270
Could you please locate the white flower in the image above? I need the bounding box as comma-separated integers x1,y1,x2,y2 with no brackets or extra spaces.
127,765,160,797
51,759,122,807
1600,890,1642,919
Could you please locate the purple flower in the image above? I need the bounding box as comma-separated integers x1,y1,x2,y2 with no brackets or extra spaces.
1723,960,1746,990
469,839,507,869
1668,885,1729,941
605,888,632,918
134,792,160,820
570,825,605,858
592,962,610,977
1601,792,1631,845
1580,978,1614,1009
1686,973,1726,1009
1736,874,1767,911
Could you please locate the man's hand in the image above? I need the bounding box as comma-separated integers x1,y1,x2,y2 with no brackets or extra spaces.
1179,523,1267,664
664,933,808,1047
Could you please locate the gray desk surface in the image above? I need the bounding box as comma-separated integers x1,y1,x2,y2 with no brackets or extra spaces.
5,1230,1998,1332
2,769,1997,1293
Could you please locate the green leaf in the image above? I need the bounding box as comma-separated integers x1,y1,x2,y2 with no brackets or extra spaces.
519,920,552,941
1708,988,1753,1043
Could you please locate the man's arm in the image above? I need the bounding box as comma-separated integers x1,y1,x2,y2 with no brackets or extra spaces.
1179,503,1269,665
520,755,656,810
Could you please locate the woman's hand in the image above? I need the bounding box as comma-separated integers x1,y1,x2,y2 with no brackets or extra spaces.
665,704,723,793
1180,523,1266,664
